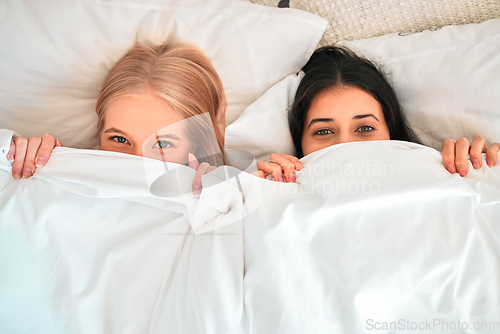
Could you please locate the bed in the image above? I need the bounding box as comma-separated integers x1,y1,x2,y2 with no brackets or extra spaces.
1,0,500,333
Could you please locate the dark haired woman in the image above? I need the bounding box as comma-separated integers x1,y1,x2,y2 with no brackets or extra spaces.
257,46,499,182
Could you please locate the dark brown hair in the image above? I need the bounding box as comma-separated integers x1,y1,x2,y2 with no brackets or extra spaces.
289,46,419,157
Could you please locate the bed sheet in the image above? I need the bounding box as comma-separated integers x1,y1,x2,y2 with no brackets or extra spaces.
1,129,500,334
243,141,500,333
0,129,247,334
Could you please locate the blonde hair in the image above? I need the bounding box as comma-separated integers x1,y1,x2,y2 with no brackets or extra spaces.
96,40,226,165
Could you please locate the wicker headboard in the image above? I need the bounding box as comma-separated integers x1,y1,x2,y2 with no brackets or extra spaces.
249,0,500,45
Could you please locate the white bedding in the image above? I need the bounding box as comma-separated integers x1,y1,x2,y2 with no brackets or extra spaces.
243,141,500,333
0,130,248,334
1,129,499,333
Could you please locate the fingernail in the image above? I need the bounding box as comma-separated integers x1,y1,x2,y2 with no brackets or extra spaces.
6,153,14,161
487,159,493,167
23,168,32,177
472,160,480,169
193,185,202,195
446,165,456,173
277,175,284,182
13,171,22,179
35,157,45,167
458,169,467,177
295,162,304,170
285,174,295,182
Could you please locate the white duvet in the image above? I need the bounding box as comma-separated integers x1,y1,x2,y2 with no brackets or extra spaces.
243,141,500,334
1,129,499,334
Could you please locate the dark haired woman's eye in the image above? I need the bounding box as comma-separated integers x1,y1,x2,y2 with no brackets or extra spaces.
357,126,375,132
314,129,333,136
111,136,128,144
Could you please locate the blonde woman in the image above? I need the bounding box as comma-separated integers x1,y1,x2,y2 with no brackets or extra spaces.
7,40,226,194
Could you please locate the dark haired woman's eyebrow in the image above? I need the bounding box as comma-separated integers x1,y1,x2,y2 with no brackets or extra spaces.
353,114,380,121
308,118,334,129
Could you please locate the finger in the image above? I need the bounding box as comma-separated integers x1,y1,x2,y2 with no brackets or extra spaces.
35,134,58,167
269,153,300,182
441,139,456,174
55,138,63,147
486,143,500,167
22,137,43,178
250,170,266,178
187,152,199,170
454,137,470,177
192,162,212,195
469,136,486,169
11,137,28,179
6,140,15,162
257,161,284,182
270,153,304,171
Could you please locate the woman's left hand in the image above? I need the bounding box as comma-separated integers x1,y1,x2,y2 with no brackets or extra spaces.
256,153,304,182
442,136,500,176
187,153,216,195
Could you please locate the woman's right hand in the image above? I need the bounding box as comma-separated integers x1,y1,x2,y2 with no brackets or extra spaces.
187,153,217,195
6,134,62,179
256,153,304,182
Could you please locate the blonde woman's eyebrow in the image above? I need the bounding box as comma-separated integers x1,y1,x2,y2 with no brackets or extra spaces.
308,118,334,129
104,127,128,135
154,133,181,141
352,113,380,121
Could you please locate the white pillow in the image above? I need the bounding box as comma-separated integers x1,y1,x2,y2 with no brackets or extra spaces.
0,0,326,149
226,18,500,161
225,73,302,162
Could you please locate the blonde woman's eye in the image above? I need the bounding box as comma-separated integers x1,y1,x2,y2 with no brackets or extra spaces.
111,136,128,144
314,129,333,136
153,140,172,149
357,126,375,132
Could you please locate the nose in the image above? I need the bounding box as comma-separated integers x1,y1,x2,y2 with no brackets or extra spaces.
336,133,356,145
132,146,143,157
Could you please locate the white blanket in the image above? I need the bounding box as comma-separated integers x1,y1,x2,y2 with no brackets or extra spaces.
243,141,500,333
1,129,499,333
0,129,248,334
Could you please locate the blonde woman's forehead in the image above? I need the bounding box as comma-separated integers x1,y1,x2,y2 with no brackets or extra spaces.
103,92,186,134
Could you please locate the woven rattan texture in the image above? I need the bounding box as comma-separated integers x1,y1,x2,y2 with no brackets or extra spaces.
289,0,499,45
